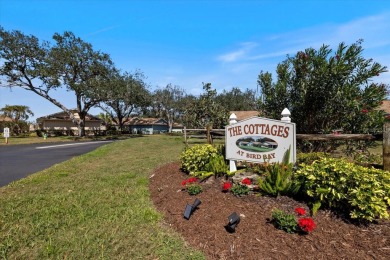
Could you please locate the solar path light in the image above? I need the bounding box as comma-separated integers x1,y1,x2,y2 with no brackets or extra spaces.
225,212,240,233
183,198,202,220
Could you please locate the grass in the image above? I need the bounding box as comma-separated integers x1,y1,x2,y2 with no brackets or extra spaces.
0,135,205,259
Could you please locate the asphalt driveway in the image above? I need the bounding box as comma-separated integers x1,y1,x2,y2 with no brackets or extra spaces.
0,141,113,187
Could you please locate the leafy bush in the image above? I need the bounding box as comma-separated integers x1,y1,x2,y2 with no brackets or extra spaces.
180,144,218,174
296,152,329,165
271,209,297,233
295,157,390,221
258,163,295,197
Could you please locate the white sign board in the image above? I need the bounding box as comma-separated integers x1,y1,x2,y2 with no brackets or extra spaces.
3,127,10,138
225,117,296,163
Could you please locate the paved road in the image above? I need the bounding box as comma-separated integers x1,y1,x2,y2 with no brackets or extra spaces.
0,141,113,187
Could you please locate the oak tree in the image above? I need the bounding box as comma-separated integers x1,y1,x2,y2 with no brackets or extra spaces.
0,28,116,136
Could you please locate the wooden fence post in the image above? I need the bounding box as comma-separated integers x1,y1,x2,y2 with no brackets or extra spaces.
184,127,187,144
383,122,390,171
206,125,212,144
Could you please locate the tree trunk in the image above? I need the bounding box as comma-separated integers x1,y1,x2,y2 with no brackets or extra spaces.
78,118,86,137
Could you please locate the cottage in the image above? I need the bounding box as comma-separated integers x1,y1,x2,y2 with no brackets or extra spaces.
230,111,260,121
379,100,390,119
125,117,183,134
36,110,105,135
0,115,12,132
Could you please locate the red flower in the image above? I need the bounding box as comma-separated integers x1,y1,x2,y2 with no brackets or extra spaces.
187,177,197,183
222,182,232,191
241,178,252,185
361,109,368,113
295,207,306,216
182,177,198,186
298,217,316,233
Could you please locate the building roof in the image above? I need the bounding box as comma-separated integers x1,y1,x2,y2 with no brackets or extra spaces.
379,100,390,114
125,117,167,126
229,111,260,121
0,115,13,122
36,110,102,122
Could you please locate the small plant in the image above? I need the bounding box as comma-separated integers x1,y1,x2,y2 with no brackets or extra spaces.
258,163,295,197
298,217,316,233
294,207,306,216
241,178,252,185
230,183,250,196
181,177,198,186
222,182,232,192
271,209,297,233
186,184,203,196
271,207,316,234
182,177,203,195
204,154,229,177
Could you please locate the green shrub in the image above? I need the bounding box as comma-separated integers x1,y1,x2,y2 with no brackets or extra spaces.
258,163,295,197
296,152,329,165
180,144,219,174
230,183,250,196
271,209,297,233
295,157,390,221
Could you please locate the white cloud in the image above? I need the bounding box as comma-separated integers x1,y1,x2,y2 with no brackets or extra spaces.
217,42,257,62
211,11,390,89
85,25,120,37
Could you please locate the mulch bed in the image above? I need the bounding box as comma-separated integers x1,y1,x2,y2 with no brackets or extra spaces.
149,162,390,260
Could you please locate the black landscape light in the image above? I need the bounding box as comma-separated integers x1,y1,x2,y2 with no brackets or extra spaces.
183,198,202,220
225,212,240,233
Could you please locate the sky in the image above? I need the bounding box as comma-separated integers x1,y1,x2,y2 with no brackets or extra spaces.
1,0,390,121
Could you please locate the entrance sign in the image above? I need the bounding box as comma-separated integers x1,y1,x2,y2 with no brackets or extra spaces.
3,127,10,138
225,117,296,164
3,127,10,144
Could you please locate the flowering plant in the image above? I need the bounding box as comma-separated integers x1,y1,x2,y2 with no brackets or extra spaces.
294,207,306,216
271,207,316,234
241,178,252,185
222,182,232,192
298,217,316,233
181,177,198,186
181,177,203,195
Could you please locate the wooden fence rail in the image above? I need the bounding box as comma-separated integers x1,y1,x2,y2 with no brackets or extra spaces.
183,127,225,143
296,134,375,141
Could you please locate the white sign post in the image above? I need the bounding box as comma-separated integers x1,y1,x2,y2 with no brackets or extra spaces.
3,127,10,144
225,114,296,167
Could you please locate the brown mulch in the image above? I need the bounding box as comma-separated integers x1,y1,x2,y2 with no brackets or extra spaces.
149,162,390,260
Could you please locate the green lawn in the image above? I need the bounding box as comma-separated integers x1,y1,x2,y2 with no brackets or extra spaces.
0,135,205,259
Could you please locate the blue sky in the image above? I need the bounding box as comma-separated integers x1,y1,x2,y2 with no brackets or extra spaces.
1,0,390,120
